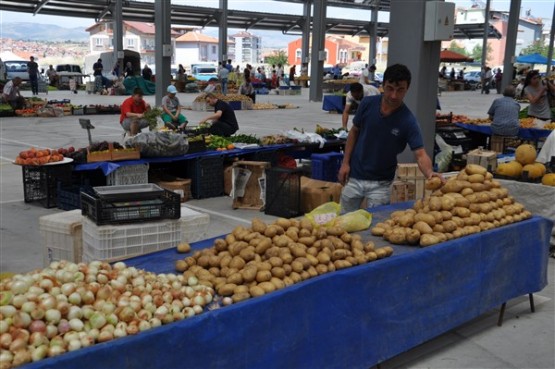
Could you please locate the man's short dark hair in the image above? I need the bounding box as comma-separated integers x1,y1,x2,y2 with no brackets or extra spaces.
133,87,144,96
350,82,363,94
383,64,412,87
502,85,516,98
205,92,217,100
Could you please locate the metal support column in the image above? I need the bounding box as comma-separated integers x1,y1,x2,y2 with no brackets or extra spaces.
301,0,311,66
388,0,441,161
369,6,378,65
154,0,172,106
309,0,326,102
218,0,228,63
500,0,522,90
546,3,555,76
113,0,123,75
480,0,491,67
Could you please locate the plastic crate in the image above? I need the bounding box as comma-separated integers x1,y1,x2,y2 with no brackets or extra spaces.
106,163,149,186
22,164,73,208
40,210,83,266
311,152,343,182
81,189,181,226
245,149,278,166
265,167,302,218
57,184,83,210
186,156,224,199
187,138,207,154
180,206,210,243
82,217,181,262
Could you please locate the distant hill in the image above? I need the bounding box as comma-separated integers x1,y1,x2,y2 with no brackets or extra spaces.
1,22,89,41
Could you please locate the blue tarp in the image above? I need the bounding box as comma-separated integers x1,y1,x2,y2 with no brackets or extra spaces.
515,53,555,65
21,203,552,369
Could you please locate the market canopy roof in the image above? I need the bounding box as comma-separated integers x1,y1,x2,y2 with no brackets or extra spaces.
0,0,502,39
515,53,555,65
440,50,474,63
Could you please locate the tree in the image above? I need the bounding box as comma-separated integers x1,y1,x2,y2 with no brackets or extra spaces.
447,41,468,56
470,43,493,64
520,42,549,57
265,50,288,66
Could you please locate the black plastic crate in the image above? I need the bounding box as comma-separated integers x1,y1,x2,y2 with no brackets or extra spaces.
186,156,224,199
57,184,93,210
22,164,73,208
187,137,207,154
265,167,302,218
80,189,180,226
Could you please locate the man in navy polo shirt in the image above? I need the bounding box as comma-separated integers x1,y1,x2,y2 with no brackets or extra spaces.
338,64,442,213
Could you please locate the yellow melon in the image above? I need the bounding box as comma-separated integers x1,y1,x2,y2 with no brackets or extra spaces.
515,144,537,165
496,161,522,178
541,173,555,186
522,163,544,179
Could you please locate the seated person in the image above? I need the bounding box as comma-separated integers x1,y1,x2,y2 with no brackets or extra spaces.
119,87,151,136
341,82,380,129
2,77,26,110
487,86,520,137
161,85,187,130
200,92,239,137
239,77,256,104
204,78,218,94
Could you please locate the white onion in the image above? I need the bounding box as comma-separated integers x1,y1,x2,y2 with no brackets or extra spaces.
39,295,56,311
9,337,27,352
28,320,46,333
0,350,14,365
61,283,76,297
11,280,30,295
97,330,113,343
29,332,48,347
12,348,32,366
48,345,66,357
63,331,79,343
89,312,106,329
67,306,83,320
21,301,37,313
68,339,82,351
50,287,61,296
0,305,16,317
45,309,61,324
113,262,127,271
32,344,48,361
114,327,127,338
193,295,204,306
45,324,58,339
28,286,45,295
0,333,12,349
68,292,81,305
0,320,11,335
31,307,45,320
11,294,28,308
69,318,84,332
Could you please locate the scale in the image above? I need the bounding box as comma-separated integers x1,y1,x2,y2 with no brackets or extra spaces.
79,118,95,145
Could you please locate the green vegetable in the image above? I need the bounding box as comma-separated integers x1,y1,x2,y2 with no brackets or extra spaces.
144,108,162,131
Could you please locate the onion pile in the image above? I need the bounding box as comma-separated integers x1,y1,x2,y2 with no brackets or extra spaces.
0,261,214,369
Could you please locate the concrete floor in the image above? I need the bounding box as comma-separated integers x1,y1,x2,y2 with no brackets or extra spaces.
0,87,553,369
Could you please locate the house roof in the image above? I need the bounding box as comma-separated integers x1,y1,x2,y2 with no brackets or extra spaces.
328,36,366,51
231,31,258,38
85,21,180,36
176,32,219,43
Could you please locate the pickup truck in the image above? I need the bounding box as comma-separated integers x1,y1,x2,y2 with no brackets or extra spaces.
191,64,218,81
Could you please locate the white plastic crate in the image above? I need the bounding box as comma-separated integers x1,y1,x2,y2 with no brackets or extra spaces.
106,163,149,186
82,217,181,262
39,210,83,266
180,206,210,243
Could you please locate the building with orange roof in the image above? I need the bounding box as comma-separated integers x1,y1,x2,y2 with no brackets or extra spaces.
174,30,220,66
287,35,367,67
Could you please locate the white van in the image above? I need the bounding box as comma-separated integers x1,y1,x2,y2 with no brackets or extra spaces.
4,60,29,81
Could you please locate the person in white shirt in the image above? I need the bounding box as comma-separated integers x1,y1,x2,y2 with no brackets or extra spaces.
359,64,370,85
342,82,380,129
2,77,25,109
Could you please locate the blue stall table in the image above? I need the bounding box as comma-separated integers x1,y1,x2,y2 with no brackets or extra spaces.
455,122,552,141
322,95,345,113
22,203,552,369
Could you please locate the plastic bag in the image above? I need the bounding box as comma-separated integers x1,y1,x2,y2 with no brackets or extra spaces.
125,131,188,157
333,209,373,232
435,134,454,172
305,202,341,227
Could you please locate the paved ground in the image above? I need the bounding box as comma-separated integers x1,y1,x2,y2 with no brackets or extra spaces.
0,87,553,369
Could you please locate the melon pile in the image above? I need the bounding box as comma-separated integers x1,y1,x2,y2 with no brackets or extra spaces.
496,144,553,185
371,164,532,247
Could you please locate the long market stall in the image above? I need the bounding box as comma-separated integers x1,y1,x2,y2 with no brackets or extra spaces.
17,202,553,369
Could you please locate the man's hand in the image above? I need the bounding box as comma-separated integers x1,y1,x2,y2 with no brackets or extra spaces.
338,163,350,186
428,171,446,184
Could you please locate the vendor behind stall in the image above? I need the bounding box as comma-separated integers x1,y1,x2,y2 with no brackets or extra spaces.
487,86,520,137
120,87,151,136
342,82,380,129
161,85,187,131
1,77,25,110
200,92,239,137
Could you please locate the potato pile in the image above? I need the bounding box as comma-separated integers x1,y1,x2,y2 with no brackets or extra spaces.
175,218,393,302
371,164,532,247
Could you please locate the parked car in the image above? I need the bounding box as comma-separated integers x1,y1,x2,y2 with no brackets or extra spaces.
4,60,29,81
464,71,481,83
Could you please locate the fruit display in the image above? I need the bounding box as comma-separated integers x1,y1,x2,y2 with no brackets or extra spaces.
543,122,555,130
175,218,393,303
519,117,535,128
371,164,532,247
227,134,260,145
0,260,216,368
206,136,234,151
14,148,64,166
193,93,252,103
14,109,38,117
495,143,552,184
260,134,297,145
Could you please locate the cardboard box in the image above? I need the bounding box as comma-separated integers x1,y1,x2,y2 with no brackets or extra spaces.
300,176,343,213
390,181,416,204
156,179,191,203
466,148,497,172
395,163,428,199
232,161,270,210
223,164,233,196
